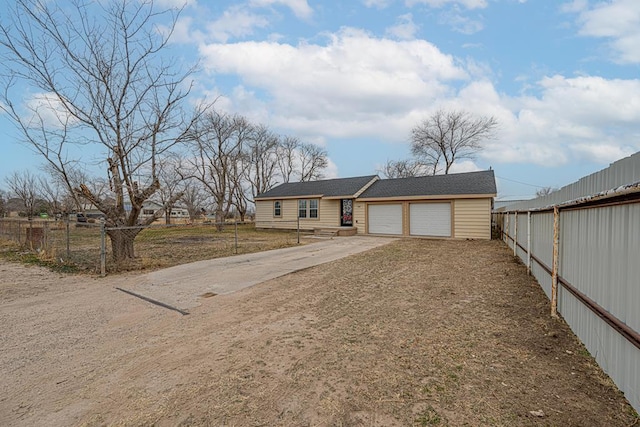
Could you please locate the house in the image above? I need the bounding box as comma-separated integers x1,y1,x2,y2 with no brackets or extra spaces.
254,170,497,239
139,200,189,220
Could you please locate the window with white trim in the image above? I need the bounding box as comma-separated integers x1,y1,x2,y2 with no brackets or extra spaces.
274,200,282,217
298,199,319,219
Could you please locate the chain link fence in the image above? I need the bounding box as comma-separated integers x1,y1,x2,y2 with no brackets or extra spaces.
0,218,305,275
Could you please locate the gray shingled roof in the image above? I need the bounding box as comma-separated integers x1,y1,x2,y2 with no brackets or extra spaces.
255,175,378,199
359,170,496,198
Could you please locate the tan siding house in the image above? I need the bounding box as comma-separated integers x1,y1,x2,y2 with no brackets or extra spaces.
255,170,497,240
453,198,492,239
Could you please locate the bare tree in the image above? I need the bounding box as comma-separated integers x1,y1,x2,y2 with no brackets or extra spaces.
186,110,251,229
230,158,250,222
0,189,6,217
180,178,209,222
379,159,428,179
411,110,497,174
276,136,299,184
298,142,328,182
38,176,65,218
44,163,86,215
274,136,328,183
243,124,280,198
535,186,557,198
0,0,199,261
5,171,40,219
155,154,185,225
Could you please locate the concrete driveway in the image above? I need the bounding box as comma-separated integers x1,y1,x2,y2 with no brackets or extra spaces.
118,236,394,313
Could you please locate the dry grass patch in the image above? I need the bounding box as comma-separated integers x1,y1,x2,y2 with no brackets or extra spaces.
1,223,307,273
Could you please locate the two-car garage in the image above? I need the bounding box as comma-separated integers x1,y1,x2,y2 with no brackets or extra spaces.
367,202,452,237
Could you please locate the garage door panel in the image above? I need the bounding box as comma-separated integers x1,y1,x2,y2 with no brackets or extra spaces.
410,203,451,237
368,204,402,235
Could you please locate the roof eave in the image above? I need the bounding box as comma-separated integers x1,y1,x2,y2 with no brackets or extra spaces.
357,193,496,202
255,194,325,201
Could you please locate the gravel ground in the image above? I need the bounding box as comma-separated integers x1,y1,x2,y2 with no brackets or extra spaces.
0,238,636,426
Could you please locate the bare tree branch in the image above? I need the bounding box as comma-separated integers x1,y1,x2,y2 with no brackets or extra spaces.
411,110,497,174
0,0,197,261
378,159,429,179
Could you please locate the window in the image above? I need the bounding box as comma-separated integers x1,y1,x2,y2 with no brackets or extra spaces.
274,200,282,217
143,209,154,215
309,199,318,218
298,199,319,219
298,200,307,218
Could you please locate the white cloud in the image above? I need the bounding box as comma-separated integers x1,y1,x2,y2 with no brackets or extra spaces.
200,27,467,140
438,11,484,34
249,0,313,20
324,157,340,178
362,0,393,8
165,16,206,44
405,0,488,10
481,75,640,166
569,142,636,164
385,14,419,40
155,0,198,8
560,0,587,14
207,6,270,43
24,93,77,129
198,25,640,170
571,0,640,63
448,160,482,173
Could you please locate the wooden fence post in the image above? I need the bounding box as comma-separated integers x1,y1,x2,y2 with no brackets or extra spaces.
551,206,560,318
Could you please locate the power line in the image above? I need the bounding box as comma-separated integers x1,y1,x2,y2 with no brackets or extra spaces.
494,175,547,189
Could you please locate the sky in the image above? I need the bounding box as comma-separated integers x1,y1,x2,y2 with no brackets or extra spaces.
1,0,640,201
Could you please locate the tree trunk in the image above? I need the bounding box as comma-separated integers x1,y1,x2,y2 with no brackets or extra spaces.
215,209,225,232
107,228,141,262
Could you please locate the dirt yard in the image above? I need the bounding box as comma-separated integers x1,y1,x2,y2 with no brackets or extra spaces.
0,239,637,426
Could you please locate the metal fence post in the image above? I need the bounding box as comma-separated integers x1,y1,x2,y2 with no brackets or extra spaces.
297,215,300,244
513,212,518,256
526,211,531,275
505,214,510,246
551,206,560,318
100,219,106,277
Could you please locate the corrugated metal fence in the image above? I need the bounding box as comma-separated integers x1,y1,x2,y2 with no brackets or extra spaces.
494,152,640,413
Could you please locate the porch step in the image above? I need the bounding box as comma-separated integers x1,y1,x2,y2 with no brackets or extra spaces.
313,227,357,237
314,229,338,238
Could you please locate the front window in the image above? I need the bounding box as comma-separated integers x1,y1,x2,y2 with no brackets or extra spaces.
298,199,319,219
298,200,307,218
309,199,318,218
274,200,282,217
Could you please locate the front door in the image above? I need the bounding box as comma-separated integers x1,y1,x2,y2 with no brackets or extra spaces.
341,199,353,226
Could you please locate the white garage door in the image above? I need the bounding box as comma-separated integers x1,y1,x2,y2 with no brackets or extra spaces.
410,203,451,237
368,204,403,235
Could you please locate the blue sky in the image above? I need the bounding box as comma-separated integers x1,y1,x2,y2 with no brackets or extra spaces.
1,0,640,200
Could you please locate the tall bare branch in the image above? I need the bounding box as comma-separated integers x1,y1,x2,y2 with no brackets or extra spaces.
411,110,497,174
0,0,198,261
